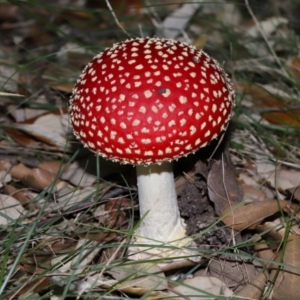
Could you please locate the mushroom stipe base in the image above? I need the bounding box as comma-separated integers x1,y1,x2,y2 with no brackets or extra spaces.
127,163,200,262
128,235,200,262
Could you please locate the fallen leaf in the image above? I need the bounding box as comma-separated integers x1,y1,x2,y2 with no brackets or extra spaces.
261,110,300,127
287,185,300,201
208,150,243,216
9,113,69,149
51,239,100,275
171,276,233,299
54,183,96,211
8,277,51,297
271,234,300,300
4,127,39,146
256,221,286,250
77,262,167,297
7,100,48,122
234,270,267,299
10,163,59,191
0,169,11,188
287,55,300,83
206,258,257,290
0,160,12,171
0,194,26,225
238,83,300,126
3,184,36,210
243,185,269,202
262,168,300,192
60,161,97,187
221,200,290,231
253,235,276,267
107,262,167,292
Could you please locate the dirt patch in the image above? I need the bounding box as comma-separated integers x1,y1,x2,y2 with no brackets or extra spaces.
178,174,232,248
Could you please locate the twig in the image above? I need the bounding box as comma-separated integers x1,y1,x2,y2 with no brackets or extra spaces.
105,0,130,37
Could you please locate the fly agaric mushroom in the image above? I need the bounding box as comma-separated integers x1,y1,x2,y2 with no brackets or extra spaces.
69,37,234,260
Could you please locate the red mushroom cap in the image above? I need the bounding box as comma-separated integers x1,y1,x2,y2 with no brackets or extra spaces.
69,37,235,165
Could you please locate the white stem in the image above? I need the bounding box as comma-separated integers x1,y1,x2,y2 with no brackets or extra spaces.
136,162,187,243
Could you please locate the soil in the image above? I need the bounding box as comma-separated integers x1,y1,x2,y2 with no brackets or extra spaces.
177,173,232,249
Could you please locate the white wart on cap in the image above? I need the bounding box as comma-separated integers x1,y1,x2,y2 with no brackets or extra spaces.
69,37,235,165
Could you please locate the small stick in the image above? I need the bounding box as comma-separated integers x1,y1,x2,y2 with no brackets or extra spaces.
105,0,130,37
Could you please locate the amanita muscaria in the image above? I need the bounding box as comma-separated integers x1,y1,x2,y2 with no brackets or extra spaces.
69,37,235,260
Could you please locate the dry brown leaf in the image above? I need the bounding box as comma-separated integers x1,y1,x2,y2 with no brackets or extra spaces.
0,160,12,187
256,222,287,250
238,83,286,108
12,113,69,148
49,238,77,253
0,194,26,225
238,171,277,200
4,127,39,146
38,160,98,187
208,150,243,216
8,277,51,298
54,183,95,211
261,110,300,127
50,82,74,92
79,262,166,297
253,235,276,267
287,56,300,83
234,270,267,300
10,163,59,191
221,200,290,231
60,161,97,187
107,262,167,293
271,234,300,300
103,198,130,225
200,258,257,290
3,184,36,210
52,239,100,275
195,160,209,179
175,170,195,196
0,160,12,171
262,168,300,192
238,171,260,186
243,185,269,202
238,83,300,126
171,276,233,299
10,253,53,297
7,103,49,122
288,185,300,201
0,170,11,188
38,160,63,175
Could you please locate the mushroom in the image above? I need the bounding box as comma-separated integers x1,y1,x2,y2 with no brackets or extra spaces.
69,37,235,261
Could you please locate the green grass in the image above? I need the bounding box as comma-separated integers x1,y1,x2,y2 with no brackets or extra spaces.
1,0,300,299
